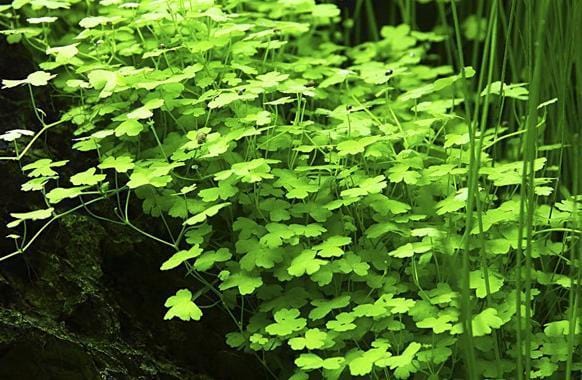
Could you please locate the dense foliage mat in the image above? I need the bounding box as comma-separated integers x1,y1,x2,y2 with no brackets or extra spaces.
1,0,580,379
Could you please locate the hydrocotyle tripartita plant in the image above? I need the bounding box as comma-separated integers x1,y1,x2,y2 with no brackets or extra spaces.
1,0,580,378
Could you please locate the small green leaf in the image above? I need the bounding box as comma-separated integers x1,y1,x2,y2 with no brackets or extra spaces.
312,3,340,18
225,332,246,348
469,269,504,298
70,167,106,186
309,295,351,320
313,235,351,258
115,119,144,137
349,348,391,376
288,249,326,277
326,312,356,332
295,353,344,371
471,308,503,336
388,243,415,258
480,81,529,100
8,208,54,228
98,156,135,173
163,289,203,321
219,270,263,295
266,308,306,336
184,202,231,225
126,107,153,120
378,342,421,378
288,328,328,350
79,15,114,29
352,303,388,318
416,312,457,334
436,188,468,215
544,320,580,337
161,245,203,270
463,15,487,41
87,70,118,98
46,43,78,61
2,71,56,89
46,187,86,204
194,248,232,271
22,159,68,177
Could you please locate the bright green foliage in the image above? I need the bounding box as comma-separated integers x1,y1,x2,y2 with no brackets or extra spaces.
2,0,580,379
1,70,55,88
265,308,307,337
161,245,203,271
288,328,328,350
163,289,203,321
8,207,53,228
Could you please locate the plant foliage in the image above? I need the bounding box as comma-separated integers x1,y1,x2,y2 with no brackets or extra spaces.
1,0,580,378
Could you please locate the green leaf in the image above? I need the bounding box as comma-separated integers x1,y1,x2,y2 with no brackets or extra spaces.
265,308,306,336
127,161,182,189
349,348,391,376
70,167,106,186
219,270,263,295
22,159,68,177
288,328,328,350
225,332,246,348
309,295,351,320
337,137,379,156
295,353,344,371
313,235,351,258
544,320,580,337
161,245,203,270
312,3,340,18
326,312,356,332
87,70,118,98
436,188,467,215
387,164,420,185
21,177,51,192
426,283,458,305
46,43,78,61
367,194,411,215
378,342,421,379
366,222,400,239
352,303,388,318
471,308,503,336
341,175,387,198
469,269,504,298
416,346,452,365
0,129,34,142
194,248,232,271
46,187,86,204
2,70,56,88
256,71,289,87
115,119,144,137
480,81,529,100
336,252,370,276
163,289,203,321
98,156,135,173
208,92,242,109
126,107,153,120
184,202,231,225
79,15,115,29
288,249,326,277
8,208,54,228
463,15,487,41
388,243,415,258
416,312,457,333
244,110,271,126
